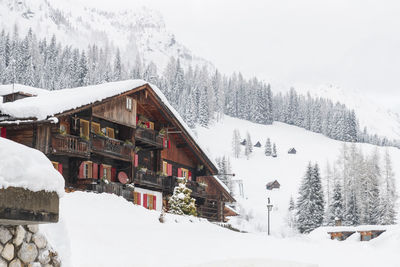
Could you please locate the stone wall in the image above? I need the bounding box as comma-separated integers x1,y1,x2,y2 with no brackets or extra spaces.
0,225,60,267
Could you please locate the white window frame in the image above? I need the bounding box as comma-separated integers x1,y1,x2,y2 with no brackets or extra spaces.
126,97,133,111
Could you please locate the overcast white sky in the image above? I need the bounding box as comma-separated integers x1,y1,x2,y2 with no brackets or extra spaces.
71,0,400,112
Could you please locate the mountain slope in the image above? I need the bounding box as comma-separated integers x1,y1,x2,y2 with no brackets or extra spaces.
0,0,211,70
195,116,400,234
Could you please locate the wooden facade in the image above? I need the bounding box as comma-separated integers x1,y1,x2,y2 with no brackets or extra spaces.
0,83,234,222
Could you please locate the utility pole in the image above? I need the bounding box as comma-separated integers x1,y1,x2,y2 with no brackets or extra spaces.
267,197,273,235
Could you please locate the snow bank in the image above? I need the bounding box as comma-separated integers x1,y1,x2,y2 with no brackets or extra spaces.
0,137,65,196
43,191,400,267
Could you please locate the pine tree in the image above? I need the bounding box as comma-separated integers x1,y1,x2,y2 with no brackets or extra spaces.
381,150,397,224
296,163,325,233
287,196,296,229
272,143,277,158
265,138,272,156
328,181,344,225
168,177,197,216
244,132,253,159
232,129,241,158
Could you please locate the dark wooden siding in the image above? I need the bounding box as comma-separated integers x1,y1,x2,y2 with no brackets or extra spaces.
92,96,137,127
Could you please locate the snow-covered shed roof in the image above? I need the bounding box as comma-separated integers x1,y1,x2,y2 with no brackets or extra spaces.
0,80,219,174
0,84,50,98
0,137,65,196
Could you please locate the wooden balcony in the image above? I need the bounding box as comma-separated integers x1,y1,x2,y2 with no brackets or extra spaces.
51,134,90,158
134,170,164,189
76,180,135,202
135,127,163,150
197,198,221,222
91,133,133,161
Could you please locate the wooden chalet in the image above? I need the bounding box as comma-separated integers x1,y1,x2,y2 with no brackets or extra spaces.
0,81,235,222
266,180,280,190
254,141,261,147
288,148,297,154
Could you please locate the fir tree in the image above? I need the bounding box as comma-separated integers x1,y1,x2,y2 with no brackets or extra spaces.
168,177,197,216
272,143,277,158
232,129,241,158
244,132,253,159
328,181,344,225
265,138,272,156
296,163,325,233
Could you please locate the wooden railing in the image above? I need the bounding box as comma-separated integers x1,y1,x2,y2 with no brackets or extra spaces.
197,202,219,221
135,128,163,148
134,170,164,189
51,134,90,157
186,180,207,197
91,134,133,160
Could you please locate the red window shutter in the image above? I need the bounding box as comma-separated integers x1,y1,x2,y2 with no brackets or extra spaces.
136,116,139,124
162,138,166,148
168,140,171,148
145,121,150,128
58,163,63,175
167,164,172,176
134,154,139,167
111,167,116,182
153,195,156,210
143,194,147,208
178,168,182,177
0,127,6,138
138,192,141,206
79,162,84,179
99,164,104,179
188,171,192,181
93,163,98,179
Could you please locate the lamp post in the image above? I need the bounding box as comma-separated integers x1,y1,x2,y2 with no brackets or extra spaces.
267,197,273,235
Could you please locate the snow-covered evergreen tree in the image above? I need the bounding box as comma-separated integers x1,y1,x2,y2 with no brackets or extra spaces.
265,138,272,156
272,143,277,158
232,129,241,158
381,150,397,224
168,177,197,216
244,132,253,159
296,163,325,233
327,181,344,225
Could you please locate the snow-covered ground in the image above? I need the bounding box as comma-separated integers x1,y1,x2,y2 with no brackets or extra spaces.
41,191,400,267
195,116,400,234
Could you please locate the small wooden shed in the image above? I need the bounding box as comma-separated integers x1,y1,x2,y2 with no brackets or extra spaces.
254,141,261,147
358,230,386,241
328,231,356,241
288,148,297,154
266,180,280,190
240,139,247,146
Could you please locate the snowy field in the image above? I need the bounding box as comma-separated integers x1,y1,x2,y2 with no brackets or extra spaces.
195,116,400,234
41,191,400,267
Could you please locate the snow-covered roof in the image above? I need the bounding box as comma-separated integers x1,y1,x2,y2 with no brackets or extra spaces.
0,137,65,196
213,175,231,194
324,225,388,233
0,84,50,97
0,80,219,173
0,80,147,120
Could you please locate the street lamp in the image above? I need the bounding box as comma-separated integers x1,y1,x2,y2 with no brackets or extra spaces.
267,197,273,235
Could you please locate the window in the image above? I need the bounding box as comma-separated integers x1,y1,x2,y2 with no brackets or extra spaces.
126,97,133,111
51,161,59,170
51,161,63,175
106,127,115,139
91,122,101,135
79,161,93,179
162,161,168,176
80,119,90,139
101,164,112,181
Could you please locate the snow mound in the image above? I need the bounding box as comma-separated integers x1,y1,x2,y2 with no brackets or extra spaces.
0,137,65,196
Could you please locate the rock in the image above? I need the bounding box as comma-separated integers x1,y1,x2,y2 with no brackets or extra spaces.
27,263,41,267
26,232,32,243
1,243,15,261
18,242,38,263
32,233,47,249
13,225,26,247
0,258,7,267
9,259,22,267
38,249,50,264
27,225,39,234
0,226,12,244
